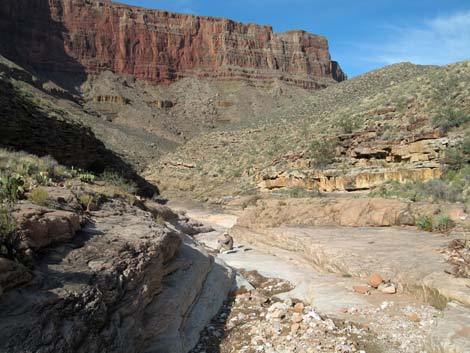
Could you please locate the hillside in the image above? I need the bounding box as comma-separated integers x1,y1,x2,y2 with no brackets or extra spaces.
147,61,470,201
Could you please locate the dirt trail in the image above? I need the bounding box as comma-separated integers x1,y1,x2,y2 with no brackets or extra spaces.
170,202,470,353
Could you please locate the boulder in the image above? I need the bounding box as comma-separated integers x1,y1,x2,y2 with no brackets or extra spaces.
11,204,81,253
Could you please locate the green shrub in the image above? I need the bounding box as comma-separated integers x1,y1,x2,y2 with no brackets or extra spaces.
435,215,455,232
441,136,470,170
78,171,96,184
0,206,15,237
371,178,465,203
417,215,434,232
231,168,242,178
38,155,59,176
337,114,361,134
417,214,455,233
100,170,137,194
0,206,15,257
79,194,95,211
432,108,470,133
0,174,25,202
278,186,321,198
34,172,52,186
28,187,49,206
309,138,338,169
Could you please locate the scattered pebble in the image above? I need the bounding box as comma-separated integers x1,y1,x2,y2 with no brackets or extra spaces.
190,270,439,353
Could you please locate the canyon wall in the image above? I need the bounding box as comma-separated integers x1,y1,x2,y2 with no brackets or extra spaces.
0,0,345,89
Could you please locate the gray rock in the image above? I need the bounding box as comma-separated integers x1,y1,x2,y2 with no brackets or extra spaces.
426,302,470,353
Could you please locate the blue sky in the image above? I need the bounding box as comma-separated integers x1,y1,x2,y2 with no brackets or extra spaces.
119,0,470,77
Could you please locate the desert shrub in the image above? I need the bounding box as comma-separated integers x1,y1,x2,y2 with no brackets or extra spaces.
432,108,470,134
461,137,470,155
371,178,465,203
441,136,470,170
417,214,455,233
0,174,25,202
394,96,408,113
435,215,455,232
78,171,96,184
52,165,69,179
309,138,338,169
34,172,53,186
230,168,242,178
417,215,434,232
0,149,73,189
101,170,137,194
38,155,58,176
0,206,15,256
0,206,15,237
28,187,49,206
155,215,166,226
337,114,361,134
79,194,95,211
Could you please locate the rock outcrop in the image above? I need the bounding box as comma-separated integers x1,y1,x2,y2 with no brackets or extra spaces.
12,204,81,253
0,197,234,353
0,0,345,89
235,197,466,229
258,167,442,192
257,135,447,192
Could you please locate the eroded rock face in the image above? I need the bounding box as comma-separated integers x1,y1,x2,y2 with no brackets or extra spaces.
0,198,234,353
258,167,442,192
12,204,82,253
257,136,447,192
0,0,345,89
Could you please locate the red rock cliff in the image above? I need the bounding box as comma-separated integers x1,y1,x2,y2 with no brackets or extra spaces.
0,0,346,89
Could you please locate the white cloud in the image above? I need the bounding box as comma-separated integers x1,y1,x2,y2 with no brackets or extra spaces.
366,11,470,66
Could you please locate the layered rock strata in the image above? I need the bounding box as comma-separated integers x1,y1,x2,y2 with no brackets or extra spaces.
257,136,447,192
0,0,345,89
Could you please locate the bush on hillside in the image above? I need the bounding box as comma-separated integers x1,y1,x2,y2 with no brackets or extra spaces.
308,138,338,169
432,108,470,134
28,187,49,206
337,114,362,134
101,170,138,194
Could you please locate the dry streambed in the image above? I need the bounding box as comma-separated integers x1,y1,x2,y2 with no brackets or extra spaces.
175,203,470,353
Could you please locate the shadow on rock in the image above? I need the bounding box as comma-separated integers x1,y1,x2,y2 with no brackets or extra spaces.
0,77,158,197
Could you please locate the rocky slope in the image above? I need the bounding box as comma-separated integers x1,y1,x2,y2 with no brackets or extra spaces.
147,61,470,200
0,0,345,90
0,57,157,196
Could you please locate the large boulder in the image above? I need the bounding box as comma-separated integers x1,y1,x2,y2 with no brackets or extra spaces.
12,204,81,252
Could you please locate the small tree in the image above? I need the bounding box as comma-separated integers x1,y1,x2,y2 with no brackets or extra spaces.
309,138,338,169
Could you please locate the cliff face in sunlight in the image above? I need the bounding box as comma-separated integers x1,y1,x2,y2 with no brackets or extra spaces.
0,0,345,89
